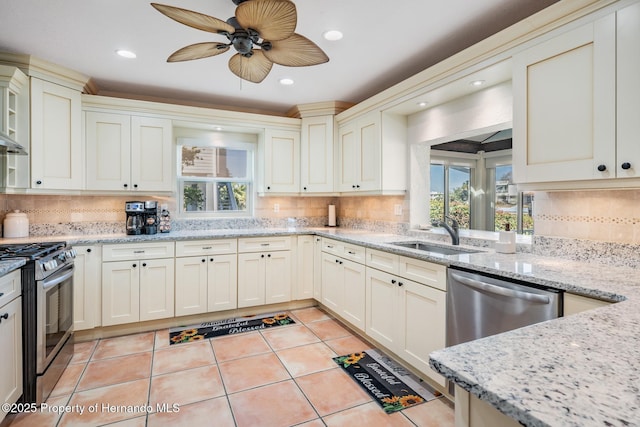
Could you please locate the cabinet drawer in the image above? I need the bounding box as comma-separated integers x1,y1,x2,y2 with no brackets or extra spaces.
102,242,175,262
322,238,343,256
176,239,237,257
238,236,292,253
342,242,366,264
398,256,447,291
366,248,399,274
0,269,21,308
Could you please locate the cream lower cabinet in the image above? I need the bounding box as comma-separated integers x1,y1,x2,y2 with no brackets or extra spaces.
73,245,102,331
365,249,447,386
296,235,315,300
320,238,366,331
237,237,293,308
102,242,175,326
0,270,22,423
175,239,238,316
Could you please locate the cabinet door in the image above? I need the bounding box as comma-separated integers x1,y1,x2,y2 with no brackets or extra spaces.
85,111,131,191
341,259,366,331
175,256,208,316
296,236,315,300
139,258,175,321
321,252,342,312
102,261,140,326
263,129,300,193
208,254,238,312
398,279,446,386
337,122,357,192
313,237,323,301
30,78,83,189
0,296,22,418
237,253,266,308
131,116,173,191
265,251,292,305
73,245,102,331
357,112,381,191
513,15,616,183
365,268,399,349
301,115,334,193
616,2,640,179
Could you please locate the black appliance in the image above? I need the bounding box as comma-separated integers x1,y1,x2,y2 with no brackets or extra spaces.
143,200,159,235
125,201,145,235
0,242,77,404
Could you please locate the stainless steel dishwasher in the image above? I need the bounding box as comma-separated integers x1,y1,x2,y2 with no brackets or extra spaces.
446,267,563,348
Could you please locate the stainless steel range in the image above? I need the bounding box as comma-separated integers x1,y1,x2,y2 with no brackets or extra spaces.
0,242,77,404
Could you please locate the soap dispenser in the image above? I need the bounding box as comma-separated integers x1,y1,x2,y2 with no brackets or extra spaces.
495,223,516,254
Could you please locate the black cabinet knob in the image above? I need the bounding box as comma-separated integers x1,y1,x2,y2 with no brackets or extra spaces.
134,184,138,188
132,263,137,268
87,248,92,253
210,258,214,262
202,259,206,263
124,183,128,188
142,263,147,267
36,180,42,185
267,186,271,190
0,313,8,322
261,254,265,258
391,279,396,284
0,293,3,298
597,165,607,172
352,185,356,189
267,254,271,257
621,162,631,170
356,185,360,189
398,282,404,287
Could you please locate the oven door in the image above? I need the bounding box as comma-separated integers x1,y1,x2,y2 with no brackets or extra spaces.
36,264,74,373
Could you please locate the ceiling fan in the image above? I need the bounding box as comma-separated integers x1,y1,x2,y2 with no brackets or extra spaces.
151,0,329,83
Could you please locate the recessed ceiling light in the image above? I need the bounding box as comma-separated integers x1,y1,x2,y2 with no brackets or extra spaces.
116,49,137,59
279,77,294,85
470,79,485,87
417,101,428,107
323,30,343,41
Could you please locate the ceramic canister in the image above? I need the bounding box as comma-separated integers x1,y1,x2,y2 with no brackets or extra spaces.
4,210,29,238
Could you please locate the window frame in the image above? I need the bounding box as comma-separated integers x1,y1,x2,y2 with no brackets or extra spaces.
176,136,256,218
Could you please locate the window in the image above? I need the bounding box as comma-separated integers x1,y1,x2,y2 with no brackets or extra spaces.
178,137,254,216
430,161,473,229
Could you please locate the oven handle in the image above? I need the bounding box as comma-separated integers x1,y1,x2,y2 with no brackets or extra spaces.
42,265,75,290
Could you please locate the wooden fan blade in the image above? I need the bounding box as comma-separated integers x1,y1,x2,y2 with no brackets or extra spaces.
264,34,329,66
236,0,296,41
151,3,235,34
167,42,230,62
228,51,273,83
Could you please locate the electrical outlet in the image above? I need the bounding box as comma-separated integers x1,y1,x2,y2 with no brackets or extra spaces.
273,203,280,212
394,204,403,216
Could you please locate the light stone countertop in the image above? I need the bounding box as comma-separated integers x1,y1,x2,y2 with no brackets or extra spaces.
0,259,26,276
2,227,638,426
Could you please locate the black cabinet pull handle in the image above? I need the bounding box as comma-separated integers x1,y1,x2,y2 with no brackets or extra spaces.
597,165,606,172
0,313,8,322
621,162,631,170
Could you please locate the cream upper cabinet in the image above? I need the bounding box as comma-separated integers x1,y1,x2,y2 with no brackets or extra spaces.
262,128,300,193
300,115,334,193
0,66,29,190
512,10,640,184
337,110,406,194
30,78,83,190
86,111,173,192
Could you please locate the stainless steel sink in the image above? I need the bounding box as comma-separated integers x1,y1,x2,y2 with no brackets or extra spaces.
389,241,484,256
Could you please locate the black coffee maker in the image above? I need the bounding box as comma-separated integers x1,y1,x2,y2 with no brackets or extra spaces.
125,201,145,235
143,201,159,235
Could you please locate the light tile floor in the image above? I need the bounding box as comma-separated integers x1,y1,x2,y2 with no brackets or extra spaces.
1,307,454,427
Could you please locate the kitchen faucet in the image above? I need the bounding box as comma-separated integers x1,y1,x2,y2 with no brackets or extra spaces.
433,215,460,245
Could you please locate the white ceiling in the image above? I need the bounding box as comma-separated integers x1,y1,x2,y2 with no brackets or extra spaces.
0,0,558,116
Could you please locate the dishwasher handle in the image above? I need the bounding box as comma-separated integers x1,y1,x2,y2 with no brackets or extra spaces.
451,272,551,304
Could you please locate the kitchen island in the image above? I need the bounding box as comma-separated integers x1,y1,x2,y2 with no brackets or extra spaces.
2,227,638,426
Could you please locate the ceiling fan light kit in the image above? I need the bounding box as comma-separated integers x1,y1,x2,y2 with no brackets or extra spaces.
151,0,329,83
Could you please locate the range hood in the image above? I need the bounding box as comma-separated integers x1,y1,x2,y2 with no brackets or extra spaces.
0,131,27,155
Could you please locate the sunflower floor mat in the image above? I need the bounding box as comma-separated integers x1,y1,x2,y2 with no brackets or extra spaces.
333,349,438,413
169,312,295,345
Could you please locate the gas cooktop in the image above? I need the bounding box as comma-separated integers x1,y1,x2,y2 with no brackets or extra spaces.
0,242,66,261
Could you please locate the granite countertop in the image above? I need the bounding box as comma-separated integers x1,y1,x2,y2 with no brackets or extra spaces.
0,259,26,276
2,228,638,425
